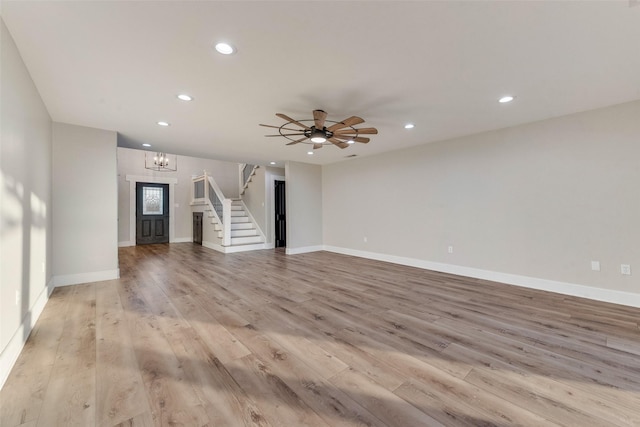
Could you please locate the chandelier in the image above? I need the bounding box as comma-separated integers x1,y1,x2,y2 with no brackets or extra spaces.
145,152,177,172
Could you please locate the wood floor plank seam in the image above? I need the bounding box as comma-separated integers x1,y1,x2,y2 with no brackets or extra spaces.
31,287,75,427
3,243,640,427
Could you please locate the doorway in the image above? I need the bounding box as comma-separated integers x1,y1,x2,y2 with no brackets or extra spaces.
193,212,203,245
274,180,286,248
136,182,169,245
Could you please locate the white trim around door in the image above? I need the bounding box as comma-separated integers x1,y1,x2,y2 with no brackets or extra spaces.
125,175,178,245
267,174,286,245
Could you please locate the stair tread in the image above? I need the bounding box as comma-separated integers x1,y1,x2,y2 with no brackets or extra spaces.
230,223,254,229
230,219,250,223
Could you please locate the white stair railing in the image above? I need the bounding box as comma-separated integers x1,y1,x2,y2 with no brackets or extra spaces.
240,164,259,195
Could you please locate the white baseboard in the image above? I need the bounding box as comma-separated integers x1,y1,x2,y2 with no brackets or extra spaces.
120,238,192,247
225,243,269,253
202,241,272,254
286,245,323,255
53,269,120,287
0,279,54,390
323,245,640,309
202,240,225,253
171,237,192,243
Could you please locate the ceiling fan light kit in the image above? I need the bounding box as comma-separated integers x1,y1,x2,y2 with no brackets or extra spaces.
260,109,378,150
309,129,327,143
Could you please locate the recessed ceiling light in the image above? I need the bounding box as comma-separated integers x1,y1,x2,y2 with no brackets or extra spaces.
347,140,355,144
307,151,314,155
270,161,276,165
498,95,515,103
177,94,192,101
215,42,235,55
142,143,151,147
404,123,415,129
157,121,170,127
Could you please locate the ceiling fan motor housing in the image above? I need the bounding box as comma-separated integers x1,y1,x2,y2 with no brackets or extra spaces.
306,127,333,143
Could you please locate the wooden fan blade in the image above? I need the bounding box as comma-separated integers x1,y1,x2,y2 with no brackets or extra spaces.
329,138,349,149
260,124,306,132
350,136,370,143
276,113,310,130
286,137,308,145
333,127,378,135
333,136,370,144
327,116,365,132
313,143,323,150
264,133,306,137
313,110,327,129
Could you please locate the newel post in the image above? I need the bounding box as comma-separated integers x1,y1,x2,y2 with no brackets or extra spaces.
222,199,232,246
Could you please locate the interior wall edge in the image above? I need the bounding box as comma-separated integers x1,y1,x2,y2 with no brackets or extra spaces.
0,279,53,390
322,245,640,309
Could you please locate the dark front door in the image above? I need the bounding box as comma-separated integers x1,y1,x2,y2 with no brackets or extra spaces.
274,180,286,248
136,183,169,245
193,212,203,245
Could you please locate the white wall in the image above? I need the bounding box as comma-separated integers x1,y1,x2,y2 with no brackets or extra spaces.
0,18,53,388
117,147,240,245
241,166,266,237
323,100,640,305
285,161,322,253
52,123,118,285
199,205,224,250
240,165,286,246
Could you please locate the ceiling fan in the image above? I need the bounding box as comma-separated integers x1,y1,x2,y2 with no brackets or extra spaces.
260,109,378,149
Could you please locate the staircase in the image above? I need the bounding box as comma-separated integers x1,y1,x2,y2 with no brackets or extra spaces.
226,201,263,245
202,199,265,251
193,171,266,253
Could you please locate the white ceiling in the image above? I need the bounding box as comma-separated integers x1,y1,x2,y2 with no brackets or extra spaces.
3,1,640,166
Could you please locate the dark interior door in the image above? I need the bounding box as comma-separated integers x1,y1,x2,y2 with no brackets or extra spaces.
193,212,203,245
274,180,286,248
136,183,169,245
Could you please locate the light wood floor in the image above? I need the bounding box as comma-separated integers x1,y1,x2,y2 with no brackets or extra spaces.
2,244,640,426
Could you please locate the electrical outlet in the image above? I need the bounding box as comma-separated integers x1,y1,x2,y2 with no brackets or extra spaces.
591,261,600,271
448,246,454,254
15,291,20,306
621,264,631,275
363,237,367,243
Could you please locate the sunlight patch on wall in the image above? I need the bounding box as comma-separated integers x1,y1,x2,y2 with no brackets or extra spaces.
29,191,48,306
1,171,25,347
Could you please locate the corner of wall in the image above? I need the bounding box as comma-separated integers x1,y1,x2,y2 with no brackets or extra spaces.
0,282,52,389
0,18,55,390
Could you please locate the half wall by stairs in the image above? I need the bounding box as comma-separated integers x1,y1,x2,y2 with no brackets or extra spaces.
192,171,267,253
